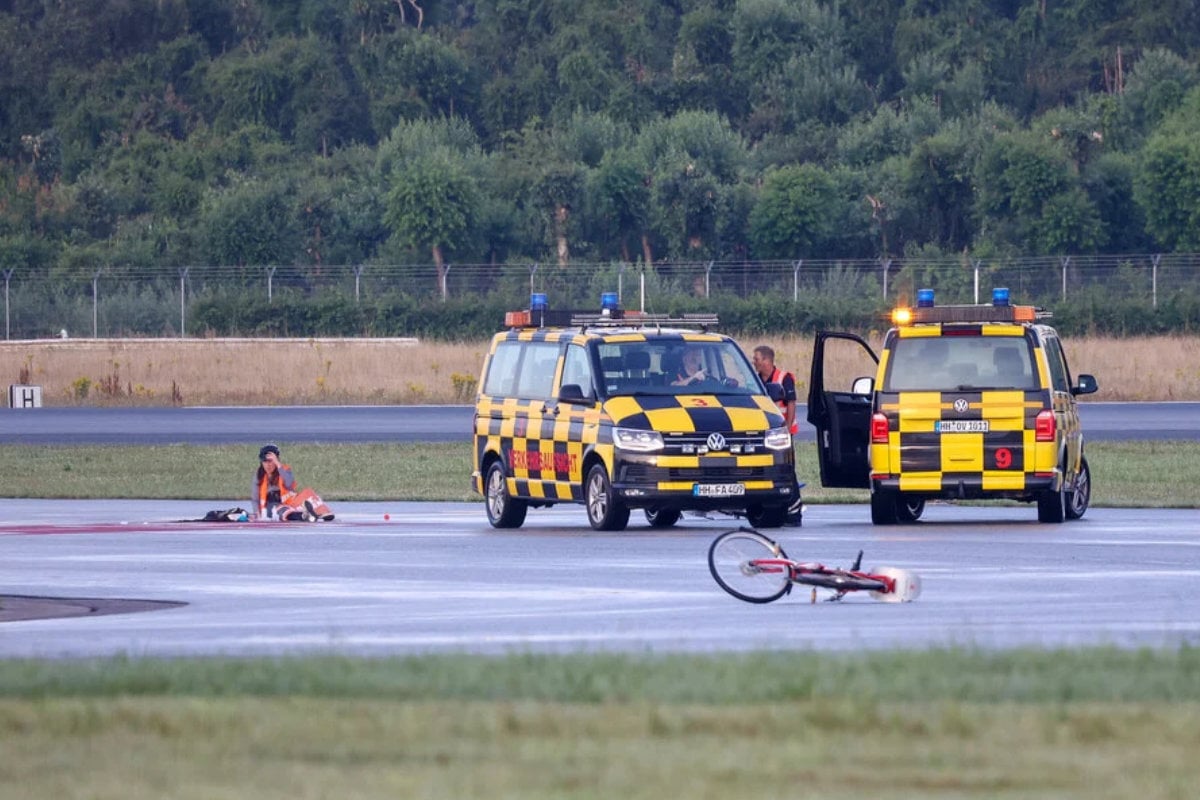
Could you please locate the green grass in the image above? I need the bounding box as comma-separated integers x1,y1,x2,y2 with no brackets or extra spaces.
1,651,1198,799
1,440,1197,506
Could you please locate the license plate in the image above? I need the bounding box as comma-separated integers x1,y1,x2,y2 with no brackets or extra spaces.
694,483,746,497
936,420,990,433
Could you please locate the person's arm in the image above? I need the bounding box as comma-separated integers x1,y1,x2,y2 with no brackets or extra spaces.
782,373,798,430
278,464,297,494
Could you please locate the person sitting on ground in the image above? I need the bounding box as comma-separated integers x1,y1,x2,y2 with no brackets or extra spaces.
252,444,335,521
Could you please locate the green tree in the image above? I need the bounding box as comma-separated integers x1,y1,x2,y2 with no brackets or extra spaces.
383,155,480,295
199,178,302,267
749,164,836,259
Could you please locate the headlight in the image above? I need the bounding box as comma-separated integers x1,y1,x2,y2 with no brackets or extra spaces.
614,427,664,452
764,427,792,451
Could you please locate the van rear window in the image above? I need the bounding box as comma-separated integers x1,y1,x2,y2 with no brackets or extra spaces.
885,334,1035,392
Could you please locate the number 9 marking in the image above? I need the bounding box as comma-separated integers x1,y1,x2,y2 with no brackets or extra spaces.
995,447,1013,469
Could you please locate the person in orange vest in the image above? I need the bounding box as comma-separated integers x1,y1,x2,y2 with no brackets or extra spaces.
752,345,798,434
253,444,335,521
752,345,803,526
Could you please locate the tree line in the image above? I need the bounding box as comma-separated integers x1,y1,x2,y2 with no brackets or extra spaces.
3,0,1200,305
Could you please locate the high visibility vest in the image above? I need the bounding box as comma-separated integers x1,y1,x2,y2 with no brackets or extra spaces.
768,367,800,435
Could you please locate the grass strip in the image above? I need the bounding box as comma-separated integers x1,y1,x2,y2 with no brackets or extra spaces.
1,440,1197,507
1,651,1198,799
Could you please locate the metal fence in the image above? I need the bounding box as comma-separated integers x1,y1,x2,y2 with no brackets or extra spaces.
3,253,1198,339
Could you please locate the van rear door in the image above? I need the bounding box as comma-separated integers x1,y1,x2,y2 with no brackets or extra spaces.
806,331,878,489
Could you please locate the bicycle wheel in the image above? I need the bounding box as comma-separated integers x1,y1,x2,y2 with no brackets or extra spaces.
708,529,792,604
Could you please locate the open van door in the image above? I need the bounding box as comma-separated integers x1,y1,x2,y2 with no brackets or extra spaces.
806,332,878,489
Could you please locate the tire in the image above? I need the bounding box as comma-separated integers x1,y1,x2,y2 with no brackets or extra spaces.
585,463,630,531
870,490,899,525
746,504,787,528
484,460,527,528
1037,483,1066,523
708,529,791,604
896,497,925,523
1066,456,1090,520
644,507,681,528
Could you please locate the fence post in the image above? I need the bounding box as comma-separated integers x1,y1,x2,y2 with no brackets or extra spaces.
441,263,451,302
1151,254,1161,308
639,267,645,312
354,264,365,303
3,268,13,340
1060,256,1070,302
178,267,189,337
705,260,713,299
880,258,893,300
267,266,277,303
528,262,539,300
973,259,982,304
92,269,102,338
618,262,626,303
792,260,802,303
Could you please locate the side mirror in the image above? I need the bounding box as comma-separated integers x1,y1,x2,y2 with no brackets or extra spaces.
765,383,785,402
851,376,874,396
1072,374,1098,396
558,383,589,403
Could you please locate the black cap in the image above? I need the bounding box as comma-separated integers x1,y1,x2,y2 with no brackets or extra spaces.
258,443,281,461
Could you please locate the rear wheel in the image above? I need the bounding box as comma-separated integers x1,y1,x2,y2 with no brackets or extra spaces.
1066,456,1091,520
870,490,899,525
1037,483,1066,523
485,460,527,528
644,507,681,528
708,529,791,604
896,497,925,523
585,463,630,531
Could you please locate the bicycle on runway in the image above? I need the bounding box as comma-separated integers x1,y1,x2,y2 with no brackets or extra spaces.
707,527,922,604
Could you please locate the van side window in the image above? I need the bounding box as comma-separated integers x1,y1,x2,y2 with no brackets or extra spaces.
1043,337,1069,392
483,342,521,396
561,344,595,399
516,342,561,399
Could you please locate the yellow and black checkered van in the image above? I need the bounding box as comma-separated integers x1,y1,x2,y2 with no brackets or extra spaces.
472,308,797,530
806,289,1098,524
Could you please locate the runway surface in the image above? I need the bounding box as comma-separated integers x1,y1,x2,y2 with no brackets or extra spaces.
2,499,1196,658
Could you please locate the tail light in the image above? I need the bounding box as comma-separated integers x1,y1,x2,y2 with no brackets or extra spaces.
871,413,891,444
1035,410,1056,441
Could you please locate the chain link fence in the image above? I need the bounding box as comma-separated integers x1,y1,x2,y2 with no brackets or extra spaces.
3,254,1198,339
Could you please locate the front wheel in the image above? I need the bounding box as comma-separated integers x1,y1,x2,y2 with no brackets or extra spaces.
708,529,791,604
644,507,681,528
1066,456,1090,520
485,460,527,528
870,490,899,525
585,463,630,531
896,497,925,523
746,504,787,528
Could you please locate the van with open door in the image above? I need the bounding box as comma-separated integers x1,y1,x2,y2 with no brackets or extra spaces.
806,288,1097,524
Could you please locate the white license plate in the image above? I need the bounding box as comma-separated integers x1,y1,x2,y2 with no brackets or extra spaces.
936,420,990,433
694,483,746,497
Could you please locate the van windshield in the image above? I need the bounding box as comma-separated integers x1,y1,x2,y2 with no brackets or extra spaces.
596,341,762,397
884,334,1036,391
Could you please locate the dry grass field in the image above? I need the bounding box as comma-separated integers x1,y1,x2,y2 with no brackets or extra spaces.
2,334,1197,406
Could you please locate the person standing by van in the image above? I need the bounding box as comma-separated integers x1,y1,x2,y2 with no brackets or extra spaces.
753,345,803,525
752,345,798,435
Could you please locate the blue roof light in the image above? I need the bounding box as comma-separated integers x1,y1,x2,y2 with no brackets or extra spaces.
916,288,935,308
992,287,1011,307
600,291,620,311
530,292,548,311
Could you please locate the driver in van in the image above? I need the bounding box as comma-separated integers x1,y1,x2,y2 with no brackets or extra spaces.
672,347,707,385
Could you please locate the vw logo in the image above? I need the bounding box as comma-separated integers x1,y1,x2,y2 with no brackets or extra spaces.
953,398,970,413
706,432,727,451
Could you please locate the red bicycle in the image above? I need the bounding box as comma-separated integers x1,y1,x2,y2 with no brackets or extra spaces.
707,527,922,604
